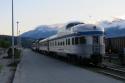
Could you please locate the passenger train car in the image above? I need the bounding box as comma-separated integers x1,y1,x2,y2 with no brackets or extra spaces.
34,22,105,65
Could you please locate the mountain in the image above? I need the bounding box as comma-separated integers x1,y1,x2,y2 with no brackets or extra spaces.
98,19,125,38
21,25,59,39
21,19,125,39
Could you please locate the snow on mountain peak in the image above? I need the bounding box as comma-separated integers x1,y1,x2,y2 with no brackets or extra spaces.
98,18,125,38
21,25,59,39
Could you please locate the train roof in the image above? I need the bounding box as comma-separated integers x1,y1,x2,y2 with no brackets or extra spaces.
39,35,58,42
39,22,104,42
57,23,104,36
72,24,104,32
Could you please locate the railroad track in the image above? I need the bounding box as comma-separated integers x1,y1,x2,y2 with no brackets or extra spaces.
99,70,125,81
64,60,125,81
94,64,125,81
61,58,125,81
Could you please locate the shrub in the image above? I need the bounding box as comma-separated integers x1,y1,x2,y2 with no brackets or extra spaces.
0,40,11,49
6,48,21,59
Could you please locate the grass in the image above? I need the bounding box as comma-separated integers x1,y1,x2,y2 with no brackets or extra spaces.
0,64,3,73
15,49,21,59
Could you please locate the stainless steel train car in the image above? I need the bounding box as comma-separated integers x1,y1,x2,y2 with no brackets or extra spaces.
31,40,39,51
35,22,105,64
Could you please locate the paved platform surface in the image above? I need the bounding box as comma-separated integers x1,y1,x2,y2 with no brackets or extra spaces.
13,49,124,83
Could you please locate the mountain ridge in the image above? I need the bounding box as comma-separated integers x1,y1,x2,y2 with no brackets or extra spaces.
21,25,59,39
21,19,125,39
98,19,125,38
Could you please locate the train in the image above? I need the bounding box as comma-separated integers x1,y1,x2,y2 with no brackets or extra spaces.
32,22,105,65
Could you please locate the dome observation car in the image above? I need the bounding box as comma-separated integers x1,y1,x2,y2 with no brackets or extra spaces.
72,24,104,36
66,22,84,30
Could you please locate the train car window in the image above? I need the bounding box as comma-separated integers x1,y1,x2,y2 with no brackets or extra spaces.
49,42,50,46
54,41,55,46
59,42,60,46
60,42,62,46
44,42,45,46
43,42,45,46
51,41,53,46
46,42,47,46
68,39,70,45
79,36,86,44
55,41,57,46
59,42,61,46
72,38,75,45
66,22,84,29
61,41,63,46
51,42,52,46
45,42,47,46
49,42,51,46
61,41,62,46
52,41,53,46
62,41,64,46
44,42,46,46
60,41,62,46
58,42,59,46
53,41,55,46
62,41,63,46
66,39,68,45
50,41,51,46
75,37,79,45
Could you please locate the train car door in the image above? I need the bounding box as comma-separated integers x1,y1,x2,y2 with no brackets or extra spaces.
92,36,100,54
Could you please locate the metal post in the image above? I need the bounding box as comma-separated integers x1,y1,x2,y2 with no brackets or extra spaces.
12,0,15,63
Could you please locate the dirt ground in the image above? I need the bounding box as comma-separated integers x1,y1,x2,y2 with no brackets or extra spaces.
0,52,15,83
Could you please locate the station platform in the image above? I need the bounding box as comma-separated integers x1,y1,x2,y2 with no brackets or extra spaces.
13,49,123,83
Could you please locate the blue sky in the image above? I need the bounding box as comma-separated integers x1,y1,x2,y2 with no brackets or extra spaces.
0,0,125,35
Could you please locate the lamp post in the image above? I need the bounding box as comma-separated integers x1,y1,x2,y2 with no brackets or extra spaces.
16,21,19,47
12,0,15,63
16,21,19,36
18,30,22,48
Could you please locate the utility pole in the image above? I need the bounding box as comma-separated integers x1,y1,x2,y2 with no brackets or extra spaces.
12,0,15,63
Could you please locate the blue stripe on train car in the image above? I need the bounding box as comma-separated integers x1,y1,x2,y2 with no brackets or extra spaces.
77,31,104,36
50,31,104,41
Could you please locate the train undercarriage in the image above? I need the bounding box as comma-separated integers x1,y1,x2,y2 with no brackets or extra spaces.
36,50,102,65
